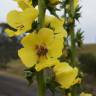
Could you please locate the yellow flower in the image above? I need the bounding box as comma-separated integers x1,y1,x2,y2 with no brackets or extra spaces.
5,29,15,37
53,61,78,89
68,93,71,96
74,0,78,9
18,28,64,71
14,0,32,10
45,16,67,38
80,92,92,96
73,77,81,84
49,0,61,5
5,7,38,37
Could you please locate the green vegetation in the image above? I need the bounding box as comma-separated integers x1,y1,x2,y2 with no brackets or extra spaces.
0,23,19,68
79,53,96,75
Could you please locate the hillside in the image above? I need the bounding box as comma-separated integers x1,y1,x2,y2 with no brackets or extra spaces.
77,43,96,55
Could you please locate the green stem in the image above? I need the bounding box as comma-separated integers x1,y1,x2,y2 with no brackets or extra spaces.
70,0,76,67
70,24,76,67
36,0,46,96
37,71,46,96
38,0,46,28
70,0,77,96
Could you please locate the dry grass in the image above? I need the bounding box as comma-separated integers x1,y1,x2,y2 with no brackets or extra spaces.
0,59,26,78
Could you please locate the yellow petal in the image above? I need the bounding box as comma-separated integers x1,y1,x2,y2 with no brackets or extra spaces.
53,62,78,89
48,37,64,58
50,16,64,28
45,16,67,37
54,27,67,37
18,48,37,68
44,16,52,26
35,58,56,71
68,93,71,96
74,0,78,9
7,8,38,34
15,29,26,36
21,7,38,24
21,32,39,49
49,0,60,5
5,28,15,37
80,92,92,96
56,68,78,89
15,0,32,10
45,16,64,27
38,28,54,45
73,77,81,85
53,62,73,75
7,10,21,29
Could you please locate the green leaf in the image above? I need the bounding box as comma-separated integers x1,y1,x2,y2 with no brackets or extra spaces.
32,0,38,7
74,6,82,21
46,77,60,95
75,29,84,47
24,67,36,85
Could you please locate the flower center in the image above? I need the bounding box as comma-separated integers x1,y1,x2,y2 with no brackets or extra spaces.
36,45,48,57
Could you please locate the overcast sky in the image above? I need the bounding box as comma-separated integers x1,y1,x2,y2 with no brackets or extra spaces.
0,0,96,44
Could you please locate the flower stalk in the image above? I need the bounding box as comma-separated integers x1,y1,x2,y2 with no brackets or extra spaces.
37,0,46,96
38,0,46,28
36,71,46,96
70,0,77,96
70,0,76,67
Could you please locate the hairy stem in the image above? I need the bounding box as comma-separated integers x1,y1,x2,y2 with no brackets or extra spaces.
70,0,76,67
70,0,77,96
37,71,46,96
36,0,46,96
38,0,46,28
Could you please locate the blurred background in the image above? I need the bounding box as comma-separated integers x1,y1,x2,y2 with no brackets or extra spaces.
0,0,96,96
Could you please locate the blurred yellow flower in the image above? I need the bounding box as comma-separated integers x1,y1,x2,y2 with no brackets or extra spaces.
14,0,32,10
68,93,71,96
53,61,78,89
49,0,61,5
80,92,92,96
5,8,38,37
74,0,78,9
45,16,67,37
18,28,64,71
5,29,15,37
73,77,81,84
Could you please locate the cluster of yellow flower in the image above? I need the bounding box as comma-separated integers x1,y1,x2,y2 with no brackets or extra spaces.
5,0,80,89
4,1,92,96
5,1,38,37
